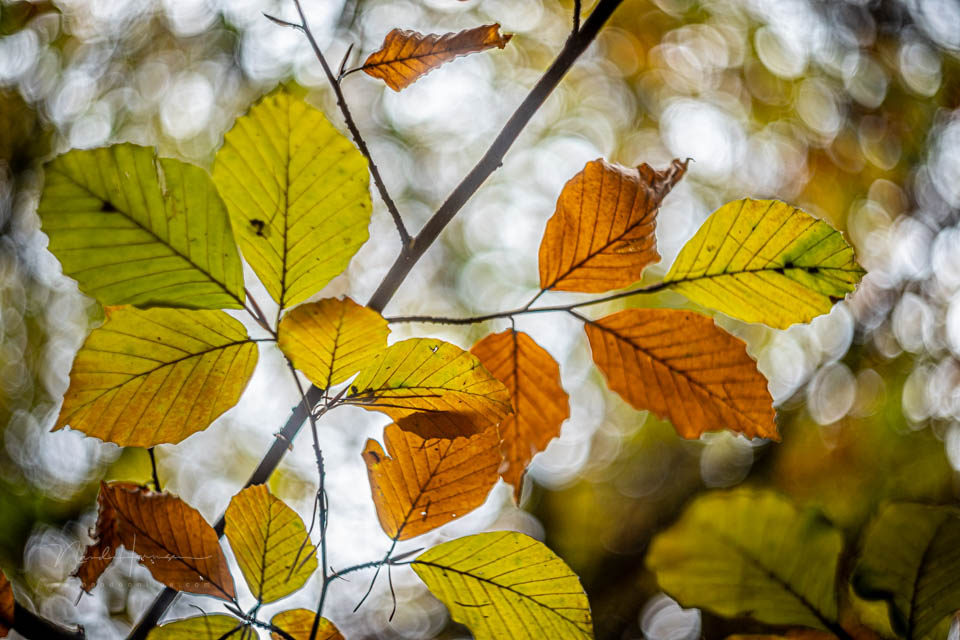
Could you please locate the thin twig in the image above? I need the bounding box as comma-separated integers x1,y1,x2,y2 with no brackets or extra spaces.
337,43,355,81
244,288,277,338
262,12,303,31
352,539,399,613
147,448,161,492
573,0,582,33
289,0,411,246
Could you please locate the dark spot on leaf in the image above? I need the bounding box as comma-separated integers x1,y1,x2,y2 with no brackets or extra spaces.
773,268,784,275
783,261,793,269
809,266,820,274
367,450,380,463
100,201,116,213
249,219,266,236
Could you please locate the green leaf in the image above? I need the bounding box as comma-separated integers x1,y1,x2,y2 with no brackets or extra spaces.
345,337,513,439
37,144,245,309
412,531,593,639
146,615,249,639
852,503,960,640
213,88,372,310
224,485,317,604
664,199,864,329
646,489,843,632
55,306,258,447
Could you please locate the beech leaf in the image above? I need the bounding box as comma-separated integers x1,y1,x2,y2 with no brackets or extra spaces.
852,503,960,640
646,489,843,631
73,482,120,593
584,308,777,440
0,569,12,638
37,143,245,309
213,88,372,309
539,158,687,293
412,531,594,639
346,338,512,439
361,24,512,91
56,306,258,447
664,199,864,328
224,485,317,604
80,482,235,600
470,330,569,502
363,423,501,540
270,609,344,640
277,297,389,389
146,615,247,639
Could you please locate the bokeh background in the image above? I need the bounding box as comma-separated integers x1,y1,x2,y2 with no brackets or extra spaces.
2,0,959,638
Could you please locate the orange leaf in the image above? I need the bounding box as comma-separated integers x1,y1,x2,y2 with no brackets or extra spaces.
0,569,12,638
539,158,688,293
79,482,235,599
362,424,501,540
361,24,512,91
270,609,344,640
470,330,569,502
584,309,777,440
74,486,120,593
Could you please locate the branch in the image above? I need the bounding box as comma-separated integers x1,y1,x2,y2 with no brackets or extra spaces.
366,0,625,312
8,601,86,640
290,0,410,246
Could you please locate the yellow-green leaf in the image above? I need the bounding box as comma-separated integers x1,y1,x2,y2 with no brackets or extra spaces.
647,489,843,632
270,609,344,640
852,503,960,640
224,484,317,604
55,306,258,447
38,143,245,309
412,531,593,639
213,88,372,310
278,297,389,389
664,199,864,328
146,615,249,639
346,338,512,439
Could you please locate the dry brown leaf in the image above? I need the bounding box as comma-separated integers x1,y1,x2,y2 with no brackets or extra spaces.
361,24,512,91
539,158,688,293
585,309,777,440
78,482,235,599
0,568,12,638
470,330,569,502
74,486,121,593
363,423,501,540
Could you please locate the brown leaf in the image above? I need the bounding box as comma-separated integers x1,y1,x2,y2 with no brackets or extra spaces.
584,309,777,440
79,482,235,599
361,24,512,91
0,568,12,638
74,487,121,593
470,330,569,502
539,158,688,293
363,424,501,540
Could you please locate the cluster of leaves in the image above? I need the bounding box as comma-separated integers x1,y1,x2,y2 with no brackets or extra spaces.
0,6,883,640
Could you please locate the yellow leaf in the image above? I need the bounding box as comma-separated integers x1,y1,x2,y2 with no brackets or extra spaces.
647,489,843,632
55,307,258,447
362,24,512,91
146,615,249,639
539,158,687,293
470,330,569,502
0,569,12,638
213,88,372,309
224,485,317,604
363,423,501,540
37,144,246,309
81,482,235,600
278,297,389,389
346,338,512,439
584,308,776,440
412,531,593,639
270,609,344,640
664,199,864,328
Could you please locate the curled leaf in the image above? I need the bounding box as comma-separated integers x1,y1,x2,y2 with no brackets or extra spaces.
539,158,687,293
74,485,121,593
270,609,344,640
412,531,594,639
361,24,512,91
277,297,389,389
363,424,501,540
584,308,776,440
664,199,864,328
56,307,258,447
81,482,235,600
470,330,569,502
346,338,512,439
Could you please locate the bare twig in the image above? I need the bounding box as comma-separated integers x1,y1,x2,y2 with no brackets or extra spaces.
289,0,411,246
262,12,303,31
573,0,582,33
5,602,87,640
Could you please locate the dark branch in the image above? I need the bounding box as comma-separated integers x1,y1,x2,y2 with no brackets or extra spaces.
9,601,86,640
573,0,582,33
289,0,411,246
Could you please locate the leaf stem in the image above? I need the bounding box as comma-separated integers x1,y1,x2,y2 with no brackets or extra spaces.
147,447,161,492
289,0,411,247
